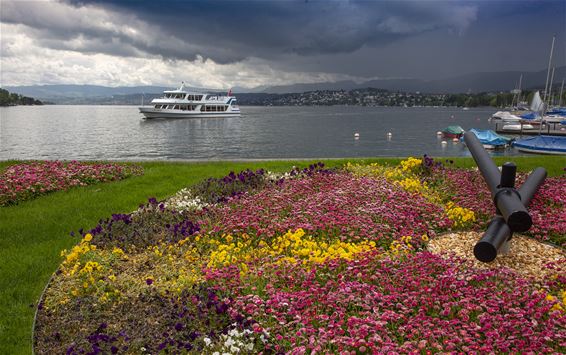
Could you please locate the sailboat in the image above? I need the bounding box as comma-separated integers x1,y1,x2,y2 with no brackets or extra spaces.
512,36,566,155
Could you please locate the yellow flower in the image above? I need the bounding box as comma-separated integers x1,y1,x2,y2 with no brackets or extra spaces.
83,233,93,242
400,157,422,173
445,202,476,229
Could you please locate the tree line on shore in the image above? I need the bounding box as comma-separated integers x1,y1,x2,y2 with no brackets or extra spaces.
236,88,566,108
0,88,43,106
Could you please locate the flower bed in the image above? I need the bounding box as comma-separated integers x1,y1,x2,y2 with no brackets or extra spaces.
0,161,143,206
34,158,566,354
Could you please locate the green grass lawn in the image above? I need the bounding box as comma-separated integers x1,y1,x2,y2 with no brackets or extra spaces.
0,156,564,354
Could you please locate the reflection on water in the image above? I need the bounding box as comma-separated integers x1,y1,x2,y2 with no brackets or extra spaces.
0,105,525,160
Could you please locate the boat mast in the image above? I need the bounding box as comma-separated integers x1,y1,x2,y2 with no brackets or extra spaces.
559,78,565,107
548,67,555,107
517,74,523,106
542,35,555,106
512,74,523,108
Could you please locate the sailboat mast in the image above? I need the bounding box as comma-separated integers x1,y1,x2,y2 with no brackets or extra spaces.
548,67,555,107
542,35,555,105
517,74,523,106
559,78,565,107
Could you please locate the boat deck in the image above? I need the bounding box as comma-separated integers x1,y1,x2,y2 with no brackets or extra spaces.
494,122,566,136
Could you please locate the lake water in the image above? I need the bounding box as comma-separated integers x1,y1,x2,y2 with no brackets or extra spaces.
0,105,524,161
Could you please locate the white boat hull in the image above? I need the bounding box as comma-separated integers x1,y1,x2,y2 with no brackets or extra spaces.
502,124,534,131
139,107,241,119
515,146,566,155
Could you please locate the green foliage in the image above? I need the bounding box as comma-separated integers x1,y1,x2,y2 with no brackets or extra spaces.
0,88,43,106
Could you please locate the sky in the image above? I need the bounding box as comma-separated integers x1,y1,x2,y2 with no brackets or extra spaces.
1,0,565,90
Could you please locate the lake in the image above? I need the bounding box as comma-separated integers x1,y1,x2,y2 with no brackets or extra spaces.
0,105,523,161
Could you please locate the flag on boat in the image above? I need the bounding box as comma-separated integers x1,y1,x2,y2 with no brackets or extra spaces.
228,88,232,96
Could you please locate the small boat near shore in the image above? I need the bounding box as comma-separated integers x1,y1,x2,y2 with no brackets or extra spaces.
513,135,566,155
462,128,513,150
139,83,241,119
441,125,465,138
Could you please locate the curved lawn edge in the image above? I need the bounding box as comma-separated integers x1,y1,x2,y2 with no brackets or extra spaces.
0,160,342,355
0,157,563,354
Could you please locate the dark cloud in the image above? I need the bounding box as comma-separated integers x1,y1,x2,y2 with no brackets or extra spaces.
1,0,564,84
3,0,478,63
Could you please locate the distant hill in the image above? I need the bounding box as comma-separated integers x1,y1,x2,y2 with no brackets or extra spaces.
261,66,566,94
5,66,565,104
3,85,171,101
0,88,43,106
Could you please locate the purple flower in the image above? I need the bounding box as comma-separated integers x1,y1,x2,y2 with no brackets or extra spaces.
146,278,154,285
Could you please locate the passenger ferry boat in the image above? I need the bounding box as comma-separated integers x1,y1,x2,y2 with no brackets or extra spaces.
139,83,240,119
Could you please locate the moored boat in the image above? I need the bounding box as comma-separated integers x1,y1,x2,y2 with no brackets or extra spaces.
139,83,241,119
462,128,513,150
512,135,566,155
501,123,535,131
441,125,465,138
492,111,522,122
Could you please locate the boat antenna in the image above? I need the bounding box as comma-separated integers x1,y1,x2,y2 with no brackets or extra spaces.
142,92,144,106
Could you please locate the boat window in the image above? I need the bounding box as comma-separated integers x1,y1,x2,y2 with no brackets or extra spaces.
196,95,203,101
231,100,237,106
174,105,179,109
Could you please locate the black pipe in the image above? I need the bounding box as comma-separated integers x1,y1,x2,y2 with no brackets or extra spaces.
474,216,511,262
464,132,531,232
464,131,547,262
518,168,547,206
495,189,532,232
500,162,516,188
463,132,500,193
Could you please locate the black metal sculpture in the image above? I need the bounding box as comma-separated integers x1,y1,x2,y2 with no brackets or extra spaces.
463,132,547,262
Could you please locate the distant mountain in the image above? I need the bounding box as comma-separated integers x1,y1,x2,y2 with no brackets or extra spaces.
3,84,215,104
5,66,565,104
261,66,566,94
3,85,171,102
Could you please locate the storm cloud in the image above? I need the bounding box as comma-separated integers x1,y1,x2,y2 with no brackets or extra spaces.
3,0,478,63
0,0,564,88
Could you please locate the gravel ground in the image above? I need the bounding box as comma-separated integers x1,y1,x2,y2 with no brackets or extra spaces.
428,232,565,281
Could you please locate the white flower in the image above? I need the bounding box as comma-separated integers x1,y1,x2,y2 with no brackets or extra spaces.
203,337,212,346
